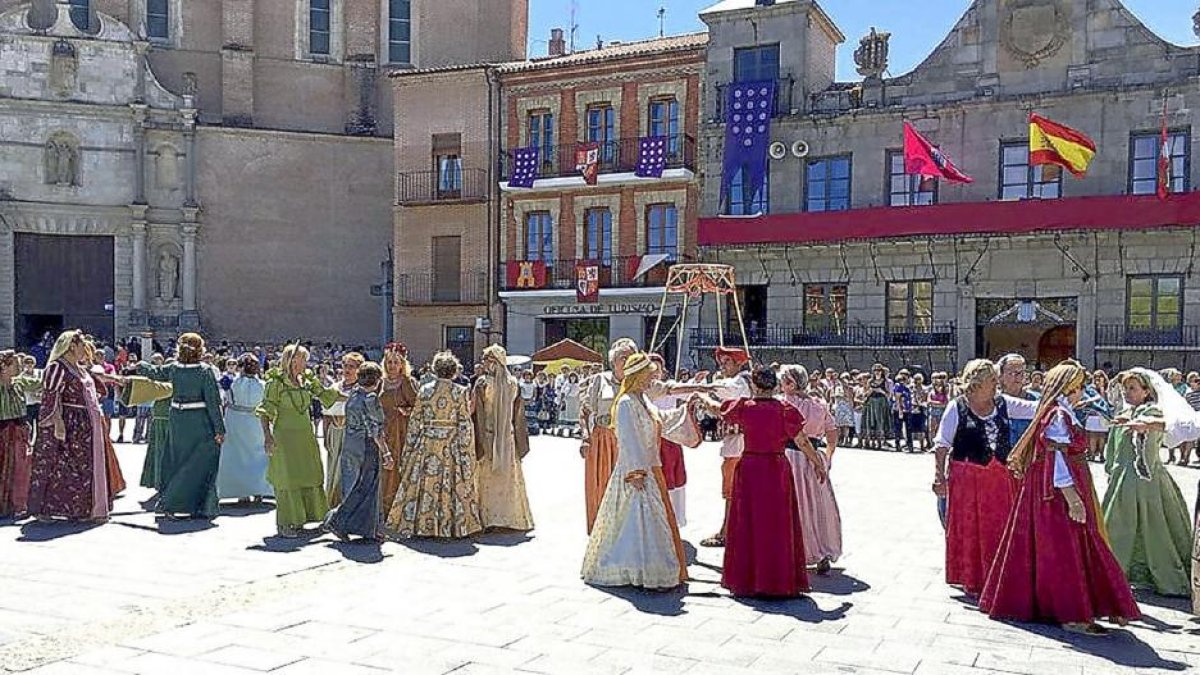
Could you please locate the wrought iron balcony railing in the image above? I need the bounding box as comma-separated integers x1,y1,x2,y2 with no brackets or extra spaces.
396,272,488,305
396,168,489,204
712,76,797,122
500,134,696,181
690,323,957,349
1095,324,1200,348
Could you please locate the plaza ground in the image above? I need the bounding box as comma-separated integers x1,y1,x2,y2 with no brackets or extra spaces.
0,434,1198,674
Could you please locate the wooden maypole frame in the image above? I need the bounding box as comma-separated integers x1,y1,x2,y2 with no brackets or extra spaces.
650,263,751,376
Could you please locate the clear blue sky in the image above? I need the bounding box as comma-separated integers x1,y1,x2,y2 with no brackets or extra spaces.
528,0,1198,80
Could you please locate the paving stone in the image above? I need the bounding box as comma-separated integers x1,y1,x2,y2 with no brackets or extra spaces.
199,644,304,671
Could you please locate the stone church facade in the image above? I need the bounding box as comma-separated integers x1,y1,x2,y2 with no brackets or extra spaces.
0,0,527,349
695,0,1200,373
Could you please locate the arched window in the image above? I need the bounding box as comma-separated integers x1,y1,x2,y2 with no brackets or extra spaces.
69,0,89,31
388,0,411,64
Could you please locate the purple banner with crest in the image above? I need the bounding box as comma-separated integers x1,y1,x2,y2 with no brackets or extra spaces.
721,80,776,208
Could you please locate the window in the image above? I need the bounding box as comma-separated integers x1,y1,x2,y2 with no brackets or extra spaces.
583,208,612,265
69,0,89,31
886,281,933,333
587,104,616,164
645,204,678,260
999,142,1061,200
1130,131,1189,195
806,156,851,212
146,0,169,40
523,212,553,262
804,284,847,334
887,151,936,206
648,98,680,158
725,164,769,215
733,44,780,83
432,236,461,303
432,133,462,198
309,0,331,56
527,110,554,170
1127,275,1182,333
388,0,411,64
444,326,474,369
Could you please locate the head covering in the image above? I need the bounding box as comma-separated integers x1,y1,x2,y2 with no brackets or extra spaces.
479,343,519,465
1121,367,1198,448
47,330,82,366
714,346,750,366
483,343,508,365
384,342,408,358
1007,360,1087,476
608,353,658,428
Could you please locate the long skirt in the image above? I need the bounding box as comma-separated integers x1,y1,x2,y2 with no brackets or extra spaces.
217,409,274,500
157,409,220,518
0,419,31,518
979,452,1139,624
267,417,329,530
324,435,381,539
945,459,1016,596
785,447,842,565
102,425,126,497
476,450,535,532
28,405,109,521
386,431,483,539
1101,453,1192,597
581,465,687,589
862,395,891,436
138,415,168,490
723,451,809,597
1192,489,1200,614
585,426,618,534
324,422,346,508
660,438,687,527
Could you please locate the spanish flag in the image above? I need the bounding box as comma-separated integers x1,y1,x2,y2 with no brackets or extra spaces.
1029,113,1096,177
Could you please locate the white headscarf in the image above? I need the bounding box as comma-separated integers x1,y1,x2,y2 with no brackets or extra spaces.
1123,367,1200,448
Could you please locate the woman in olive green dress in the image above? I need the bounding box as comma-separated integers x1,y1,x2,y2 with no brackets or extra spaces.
1101,368,1193,597
131,354,172,493
136,334,225,520
257,344,343,537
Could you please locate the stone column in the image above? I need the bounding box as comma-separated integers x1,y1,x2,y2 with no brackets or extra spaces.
955,285,976,371
130,221,147,311
131,103,147,203
181,106,197,207
181,223,197,312
133,40,149,102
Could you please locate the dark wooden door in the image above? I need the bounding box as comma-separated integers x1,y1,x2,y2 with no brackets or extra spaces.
15,233,114,349
432,236,461,303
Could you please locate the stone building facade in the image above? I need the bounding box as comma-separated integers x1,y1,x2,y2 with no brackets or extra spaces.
496,34,707,362
0,0,526,349
695,0,1200,372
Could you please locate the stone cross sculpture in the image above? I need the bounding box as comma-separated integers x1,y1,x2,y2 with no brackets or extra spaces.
854,27,890,79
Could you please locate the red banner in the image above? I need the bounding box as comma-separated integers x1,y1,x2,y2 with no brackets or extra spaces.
575,262,599,303
505,260,547,289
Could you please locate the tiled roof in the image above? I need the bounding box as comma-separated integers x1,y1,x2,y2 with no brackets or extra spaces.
498,32,709,73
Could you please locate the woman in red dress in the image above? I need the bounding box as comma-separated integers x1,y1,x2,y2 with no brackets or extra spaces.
979,361,1140,634
703,366,827,598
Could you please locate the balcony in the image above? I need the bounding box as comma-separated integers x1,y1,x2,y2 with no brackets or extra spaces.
500,255,679,292
396,168,489,205
690,323,958,350
712,76,797,122
396,272,488,306
500,134,696,182
1095,324,1200,349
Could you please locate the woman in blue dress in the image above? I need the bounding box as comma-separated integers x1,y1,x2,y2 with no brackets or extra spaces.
324,362,392,541
217,354,273,504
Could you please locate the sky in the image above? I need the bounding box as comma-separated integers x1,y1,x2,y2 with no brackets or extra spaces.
527,0,1199,80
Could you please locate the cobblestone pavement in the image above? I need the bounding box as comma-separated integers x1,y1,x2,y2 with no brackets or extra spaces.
1,434,1198,674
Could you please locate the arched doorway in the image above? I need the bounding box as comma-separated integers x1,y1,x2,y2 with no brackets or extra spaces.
1037,325,1076,367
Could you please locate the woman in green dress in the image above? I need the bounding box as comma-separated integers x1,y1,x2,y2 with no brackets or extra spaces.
1101,368,1193,597
129,354,173,494
257,344,343,538
136,334,226,520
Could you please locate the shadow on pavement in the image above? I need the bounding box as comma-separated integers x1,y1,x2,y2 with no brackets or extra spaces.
593,584,687,616
327,540,386,563
809,570,871,596
154,516,218,535
1012,622,1191,670
475,530,533,547
248,533,323,553
1132,588,1193,615
219,502,276,518
734,597,852,624
16,520,102,541
394,537,478,558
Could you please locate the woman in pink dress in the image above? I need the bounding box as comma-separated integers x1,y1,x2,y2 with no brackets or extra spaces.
778,365,843,574
702,366,827,598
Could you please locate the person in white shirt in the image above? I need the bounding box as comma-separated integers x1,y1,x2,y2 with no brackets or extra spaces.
699,346,752,548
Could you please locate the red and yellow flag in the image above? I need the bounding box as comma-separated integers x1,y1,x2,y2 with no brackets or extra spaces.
1029,113,1096,177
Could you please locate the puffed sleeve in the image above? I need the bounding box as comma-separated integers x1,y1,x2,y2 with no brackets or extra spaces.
1043,410,1074,488
719,398,744,426
37,362,66,424
934,402,959,450
136,361,172,382
782,403,805,441
256,379,280,424
364,393,386,439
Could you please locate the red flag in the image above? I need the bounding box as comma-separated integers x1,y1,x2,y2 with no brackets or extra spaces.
575,262,599,303
903,122,973,184
575,142,600,185
505,260,546,289
1157,99,1171,200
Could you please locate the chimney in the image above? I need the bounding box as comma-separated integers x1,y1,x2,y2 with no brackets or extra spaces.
549,28,566,57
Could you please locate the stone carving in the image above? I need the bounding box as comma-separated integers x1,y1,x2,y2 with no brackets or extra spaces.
44,134,79,186
156,250,179,300
155,145,180,189
182,71,198,96
1000,0,1069,68
853,28,890,79
49,39,78,96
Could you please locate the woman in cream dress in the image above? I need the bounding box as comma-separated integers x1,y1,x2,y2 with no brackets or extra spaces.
582,353,687,590
580,338,637,533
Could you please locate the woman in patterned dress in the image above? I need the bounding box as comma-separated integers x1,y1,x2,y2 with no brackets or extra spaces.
386,351,482,539
27,330,110,523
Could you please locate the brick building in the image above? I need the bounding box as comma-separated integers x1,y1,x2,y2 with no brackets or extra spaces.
0,0,525,348
497,33,707,361
694,0,1200,372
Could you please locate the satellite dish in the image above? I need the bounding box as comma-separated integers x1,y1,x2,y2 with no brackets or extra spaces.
792,140,810,158
768,141,787,160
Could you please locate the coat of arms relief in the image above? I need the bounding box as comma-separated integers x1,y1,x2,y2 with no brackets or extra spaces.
999,0,1070,68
